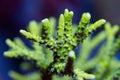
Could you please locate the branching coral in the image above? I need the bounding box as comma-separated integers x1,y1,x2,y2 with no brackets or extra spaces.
4,9,120,80
74,22,120,80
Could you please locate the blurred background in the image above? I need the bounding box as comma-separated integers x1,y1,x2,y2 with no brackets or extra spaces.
0,0,120,80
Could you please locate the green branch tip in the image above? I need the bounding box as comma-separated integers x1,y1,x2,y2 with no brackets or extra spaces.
41,18,50,27
20,29,27,35
89,19,106,30
58,14,65,27
93,19,106,27
64,9,69,16
20,29,33,39
5,39,16,48
6,39,13,46
28,20,39,35
97,19,106,25
74,69,95,80
69,11,74,15
4,52,7,57
82,12,91,20
81,12,91,23
69,51,76,59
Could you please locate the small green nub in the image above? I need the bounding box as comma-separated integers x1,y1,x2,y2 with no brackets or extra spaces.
3,52,7,57
59,14,65,28
89,19,106,30
64,9,69,17
41,18,50,28
81,13,91,24
6,39,15,48
20,30,32,38
94,19,106,28
28,20,39,35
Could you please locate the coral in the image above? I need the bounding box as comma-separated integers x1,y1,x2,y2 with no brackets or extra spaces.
4,9,120,80
74,22,120,80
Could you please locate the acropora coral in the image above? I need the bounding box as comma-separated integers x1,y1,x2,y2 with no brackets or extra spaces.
4,9,120,80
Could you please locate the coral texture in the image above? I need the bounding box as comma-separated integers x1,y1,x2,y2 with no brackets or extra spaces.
4,9,120,80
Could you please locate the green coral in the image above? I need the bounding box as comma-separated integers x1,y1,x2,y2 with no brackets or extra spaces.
74,68,95,80
4,9,120,80
74,22,120,80
106,67,120,80
9,71,41,80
